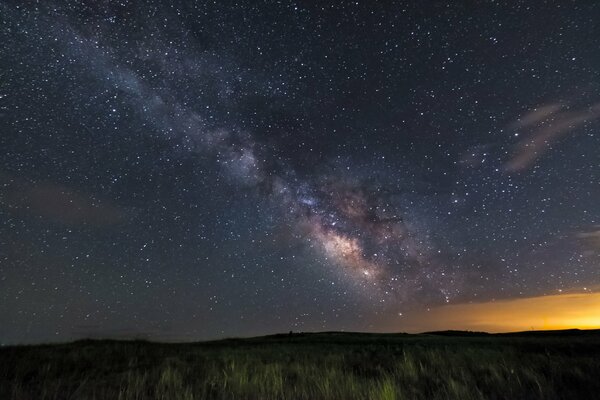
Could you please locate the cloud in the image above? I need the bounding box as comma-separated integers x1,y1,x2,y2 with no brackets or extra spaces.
577,227,600,254
0,173,127,226
505,102,600,172
508,103,563,130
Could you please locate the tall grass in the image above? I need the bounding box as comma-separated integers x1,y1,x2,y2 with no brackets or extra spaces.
1,333,599,399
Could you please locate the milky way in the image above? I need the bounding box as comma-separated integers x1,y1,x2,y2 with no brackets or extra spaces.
1,1,599,344
5,2,444,299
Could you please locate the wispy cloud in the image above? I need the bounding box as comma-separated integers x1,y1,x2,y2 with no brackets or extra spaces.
577,226,600,255
0,173,127,226
505,102,600,172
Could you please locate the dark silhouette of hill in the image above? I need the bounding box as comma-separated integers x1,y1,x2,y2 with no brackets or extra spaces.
421,330,491,337
498,328,600,337
2,329,600,399
423,328,600,337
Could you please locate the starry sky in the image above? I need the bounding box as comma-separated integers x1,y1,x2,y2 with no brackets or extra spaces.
1,1,599,344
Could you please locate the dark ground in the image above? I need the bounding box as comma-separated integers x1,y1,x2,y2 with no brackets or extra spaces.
2,330,600,399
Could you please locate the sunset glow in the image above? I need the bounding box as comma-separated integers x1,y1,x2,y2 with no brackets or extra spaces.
396,292,600,333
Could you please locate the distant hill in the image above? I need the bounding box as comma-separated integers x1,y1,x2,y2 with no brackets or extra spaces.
422,330,491,336
498,328,600,337
2,328,600,399
423,328,600,337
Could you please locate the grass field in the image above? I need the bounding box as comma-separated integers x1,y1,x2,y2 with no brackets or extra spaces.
1,330,599,399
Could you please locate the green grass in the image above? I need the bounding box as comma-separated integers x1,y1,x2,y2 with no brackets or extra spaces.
1,331,600,399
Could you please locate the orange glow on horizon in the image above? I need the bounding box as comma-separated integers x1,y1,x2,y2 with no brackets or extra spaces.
395,292,600,333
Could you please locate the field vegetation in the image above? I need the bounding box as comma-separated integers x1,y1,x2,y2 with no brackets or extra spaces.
1,330,599,399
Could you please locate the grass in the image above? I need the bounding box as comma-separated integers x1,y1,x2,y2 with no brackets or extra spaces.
1,331,600,399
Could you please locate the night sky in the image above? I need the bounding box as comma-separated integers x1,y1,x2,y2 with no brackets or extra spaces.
1,1,599,344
